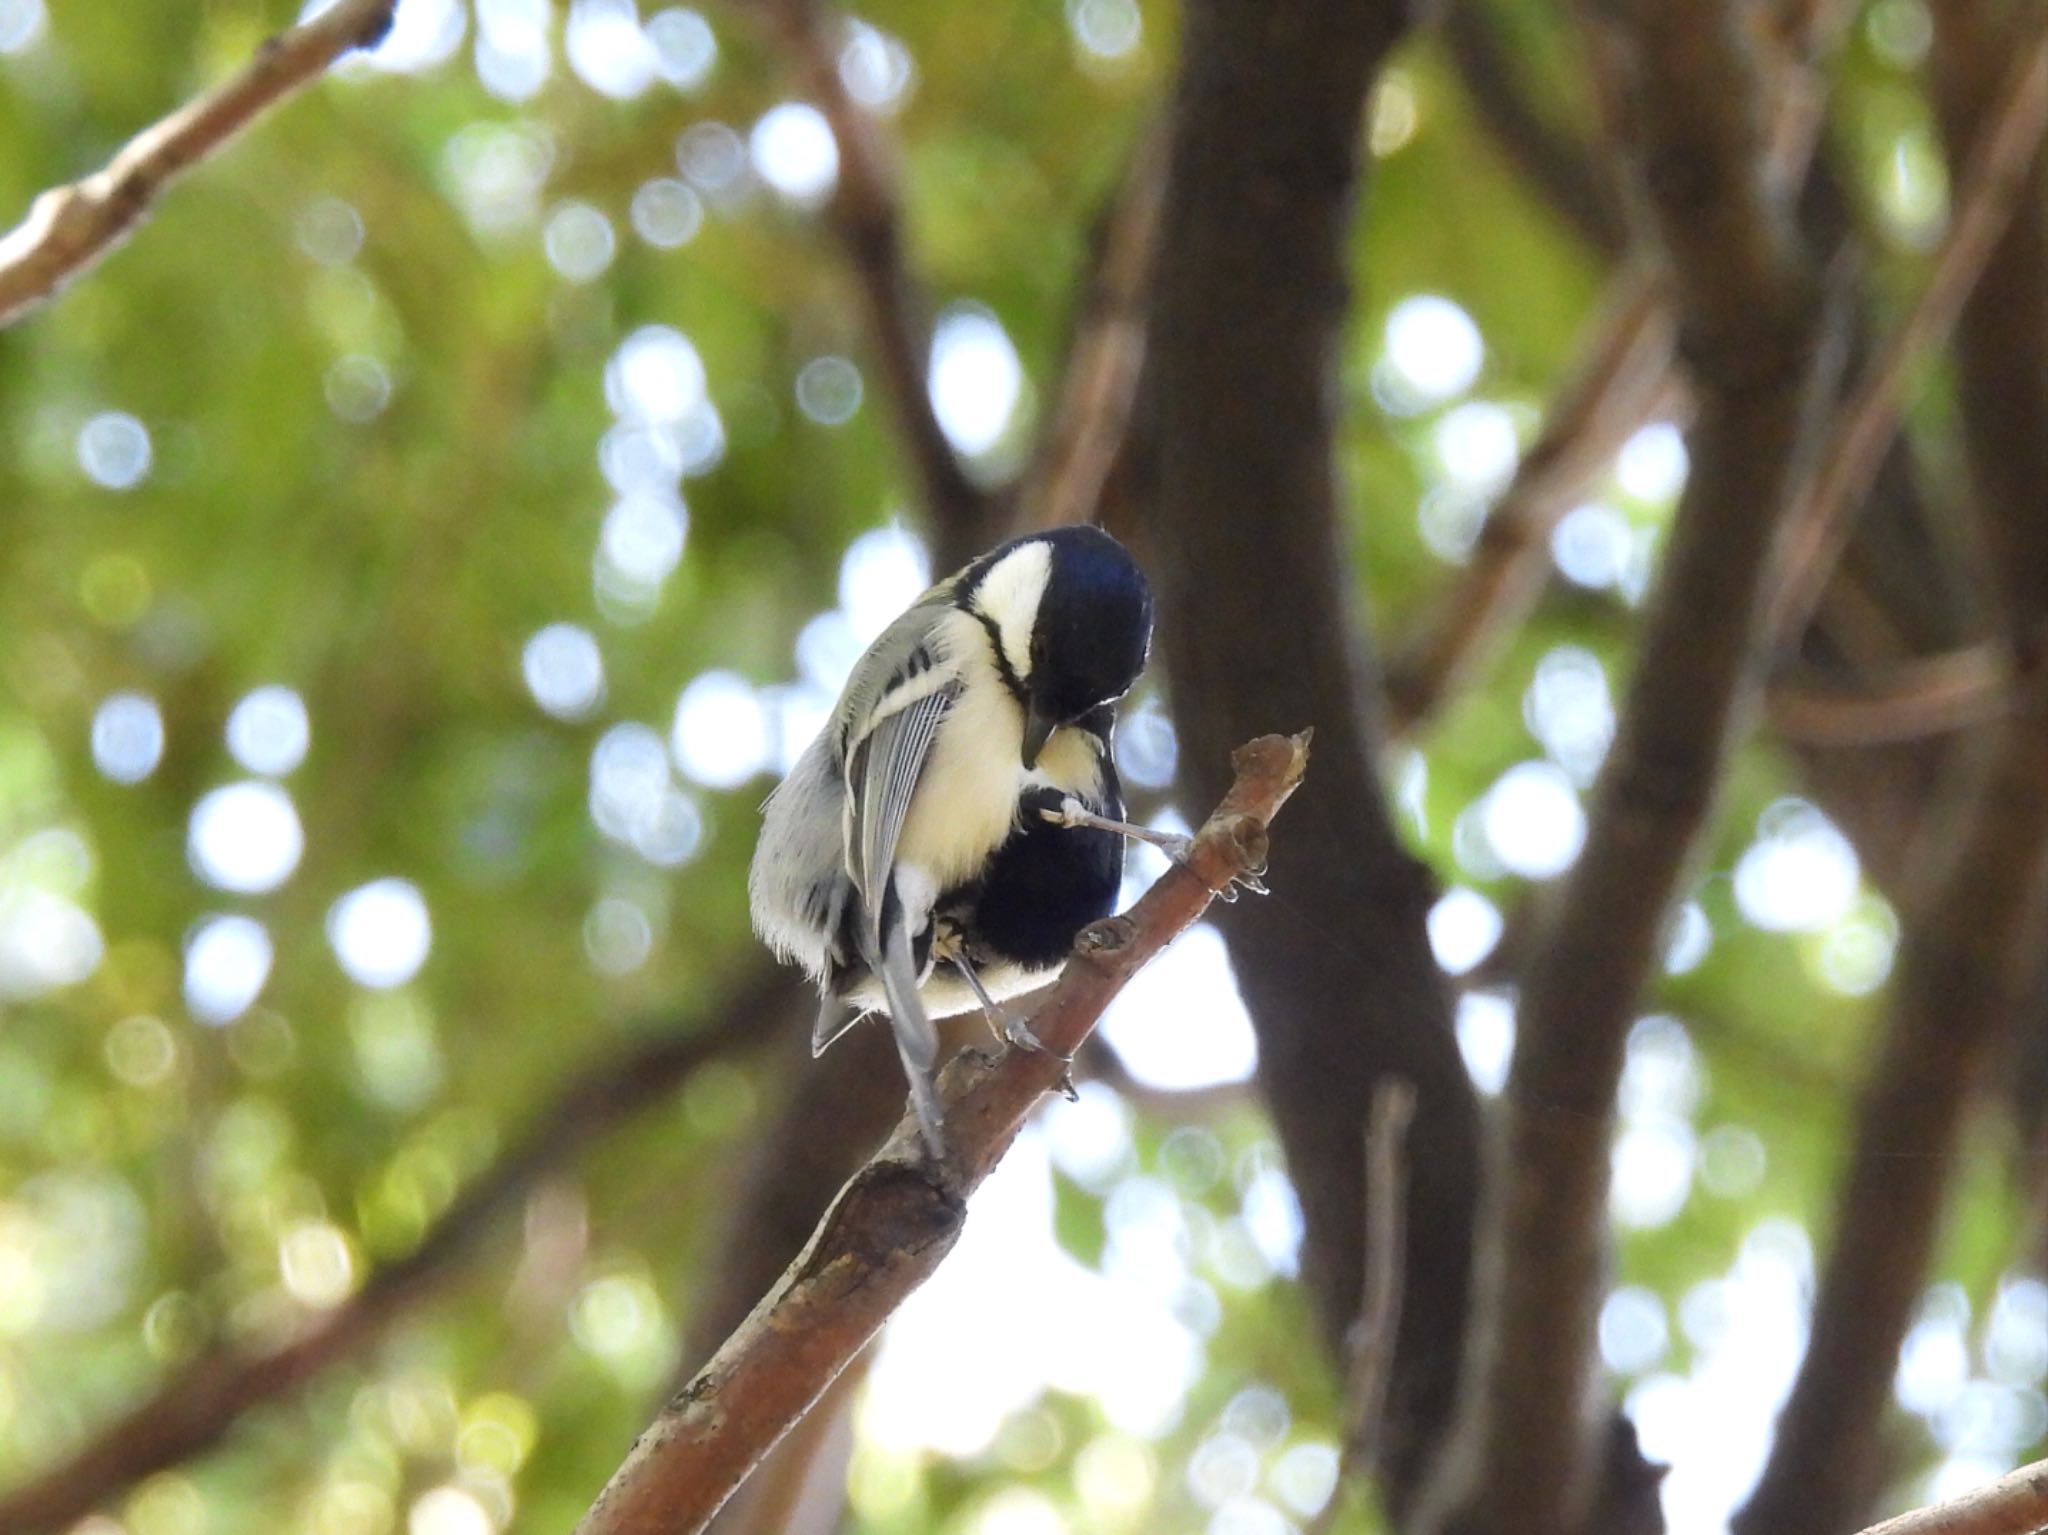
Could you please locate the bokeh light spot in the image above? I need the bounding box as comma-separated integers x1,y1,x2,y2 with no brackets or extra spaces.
182,915,272,1024
226,686,311,776
188,783,303,893
77,412,152,490
750,102,838,205
327,879,433,989
929,305,1023,457
672,671,768,788
92,692,164,783
523,623,606,720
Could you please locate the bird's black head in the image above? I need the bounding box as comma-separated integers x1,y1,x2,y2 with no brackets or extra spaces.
963,525,1151,766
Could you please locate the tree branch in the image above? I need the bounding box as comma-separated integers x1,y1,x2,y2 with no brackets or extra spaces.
0,0,397,329
1930,0,2048,662
1438,0,1629,260
1383,261,1677,739
1019,124,1166,542
1138,0,1484,1513
569,733,1308,1535
0,973,797,1535
747,0,999,568
1734,710,2048,1535
1851,1457,2048,1535
1438,3,1832,1531
1764,12,2048,650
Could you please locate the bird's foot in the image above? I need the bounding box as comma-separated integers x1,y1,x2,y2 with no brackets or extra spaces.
1042,798,1268,900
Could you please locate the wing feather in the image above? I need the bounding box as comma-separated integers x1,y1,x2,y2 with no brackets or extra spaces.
847,681,957,951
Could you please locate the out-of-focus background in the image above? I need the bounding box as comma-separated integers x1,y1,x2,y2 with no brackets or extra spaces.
1,1,2045,1533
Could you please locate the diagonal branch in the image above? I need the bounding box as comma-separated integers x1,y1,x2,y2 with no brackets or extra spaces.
1764,13,2048,650
0,0,397,328
1438,0,1629,259
1383,261,1677,739
0,973,798,1535
570,733,1310,1535
1018,124,1166,542
1848,1455,2048,1535
1437,3,1833,1532
747,0,999,568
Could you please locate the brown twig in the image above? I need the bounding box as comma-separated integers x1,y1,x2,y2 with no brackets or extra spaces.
1308,1078,1419,1535
0,0,397,328
0,975,797,1535
748,0,998,567
1384,261,1678,739
1765,12,2048,649
1930,1,2048,664
1019,125,1167,540
1850,1457,2048,1535
1768,643,2010,746
570,733,1310,1535
1438,2,1832,1531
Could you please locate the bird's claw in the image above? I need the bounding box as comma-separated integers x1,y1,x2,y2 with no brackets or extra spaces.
993,1008,1078,1099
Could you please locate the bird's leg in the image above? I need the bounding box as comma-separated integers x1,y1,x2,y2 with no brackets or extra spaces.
935,930,1077,1100
1040,797,1269,898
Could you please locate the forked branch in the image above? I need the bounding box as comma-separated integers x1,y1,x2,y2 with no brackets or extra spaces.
572,732,1312,1535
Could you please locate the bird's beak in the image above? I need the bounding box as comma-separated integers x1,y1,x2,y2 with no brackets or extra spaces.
1021,698,1057,770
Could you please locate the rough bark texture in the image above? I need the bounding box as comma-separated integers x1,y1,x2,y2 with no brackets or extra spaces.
1438,5,1829,1533
1139,0,1484,1512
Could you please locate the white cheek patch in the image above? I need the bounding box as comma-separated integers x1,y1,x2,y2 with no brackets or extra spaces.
972,542,1052,683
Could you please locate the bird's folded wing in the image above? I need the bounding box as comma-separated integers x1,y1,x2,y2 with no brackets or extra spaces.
845,681,958,952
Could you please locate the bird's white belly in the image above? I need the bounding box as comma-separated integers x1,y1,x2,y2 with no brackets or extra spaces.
894,672,1027,891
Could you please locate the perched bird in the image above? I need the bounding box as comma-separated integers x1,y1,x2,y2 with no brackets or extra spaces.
749,525,1158,1155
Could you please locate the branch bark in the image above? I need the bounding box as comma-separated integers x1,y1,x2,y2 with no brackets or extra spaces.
1734,710,2048,1535
1439,0,1629,260
748,0,999,569
1732,10,2048,1534
1851,1457,2048,1535
0,0,397,328
1309,1079,1419,1535
1765,12,2048,650
570,733,1309,1535
1383,261,1677,739
1436,4,1831,1532
0,974,796,1535
1137,0,1485,1514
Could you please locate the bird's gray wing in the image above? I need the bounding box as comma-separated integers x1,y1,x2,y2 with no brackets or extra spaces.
845,678,959,949
826,590,955,769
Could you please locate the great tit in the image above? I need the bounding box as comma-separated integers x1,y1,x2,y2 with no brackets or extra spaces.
749,524,1155,1154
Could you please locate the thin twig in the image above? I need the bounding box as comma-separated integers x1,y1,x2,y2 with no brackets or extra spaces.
1308,1078,1418,1535
1766,13,2048,649
571,733,1312,1535
1767,642,2010,746
1018,124,1167,539
1384,261,1677,739
747,0,997,566
0,0,397,328
1849,1456,2048,1535
1438,0,1629,259
0,975,795,1535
